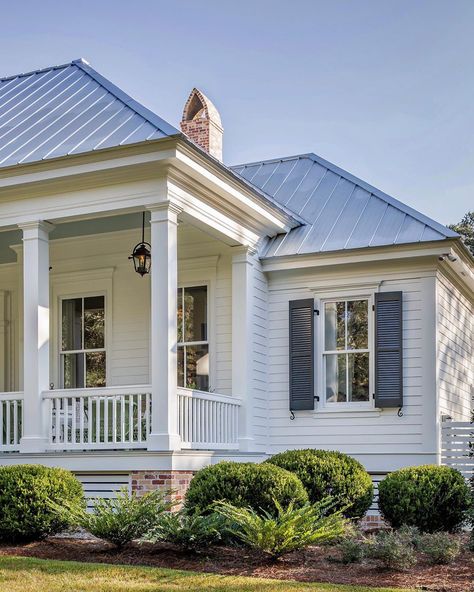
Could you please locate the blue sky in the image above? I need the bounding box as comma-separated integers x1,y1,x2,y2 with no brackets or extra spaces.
0,0,472,224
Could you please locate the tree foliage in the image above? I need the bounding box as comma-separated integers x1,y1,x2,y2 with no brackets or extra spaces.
449,211,474,255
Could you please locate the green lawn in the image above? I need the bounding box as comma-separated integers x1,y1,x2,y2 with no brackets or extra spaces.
0,556,413,592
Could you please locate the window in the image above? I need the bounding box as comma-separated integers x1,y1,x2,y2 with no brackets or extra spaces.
177,285,209,391
323,298,370,404
60,295,106,388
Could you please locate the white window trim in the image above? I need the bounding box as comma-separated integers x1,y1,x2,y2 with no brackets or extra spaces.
177,282,210,390
177,257,217,391
50,268,113,390
59,293,107,389
315,293,375,412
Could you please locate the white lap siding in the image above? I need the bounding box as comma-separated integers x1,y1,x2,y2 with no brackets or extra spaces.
266,266,439,472
437,273,473,422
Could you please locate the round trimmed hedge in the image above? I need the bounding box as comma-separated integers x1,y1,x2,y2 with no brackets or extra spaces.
185,461,308,515
0,464,85,542
378,464,470,532
265,449,373,519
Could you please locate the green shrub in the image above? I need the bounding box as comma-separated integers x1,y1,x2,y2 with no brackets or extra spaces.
143,510,224,552
265,449,373,519
215,499,345,560
367,530,417,571
378,465,470,532
0,464,84,543
56,487,172,547
337,537,366,564
419,532,461,564
396,525,422,549
185,462,308,516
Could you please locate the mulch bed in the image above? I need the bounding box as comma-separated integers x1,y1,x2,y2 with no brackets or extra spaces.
0,537,472,592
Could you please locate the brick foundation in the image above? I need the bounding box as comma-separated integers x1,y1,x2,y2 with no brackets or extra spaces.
359,513,387,530
131,470,195,508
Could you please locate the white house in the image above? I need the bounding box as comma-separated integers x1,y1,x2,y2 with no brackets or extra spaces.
0,59,472,502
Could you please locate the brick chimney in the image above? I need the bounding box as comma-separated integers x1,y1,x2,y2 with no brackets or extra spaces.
180,88,223,161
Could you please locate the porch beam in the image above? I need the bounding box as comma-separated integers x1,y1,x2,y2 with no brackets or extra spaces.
18,220,54,453
147,201,182,451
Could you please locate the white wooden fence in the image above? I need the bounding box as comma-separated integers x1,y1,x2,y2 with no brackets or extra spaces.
0,392,23,452
441,421,473,479
178,387,241,450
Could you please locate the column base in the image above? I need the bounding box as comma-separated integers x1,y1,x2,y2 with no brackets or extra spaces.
19,436,49,454
237,436,256,452
147,432,181,452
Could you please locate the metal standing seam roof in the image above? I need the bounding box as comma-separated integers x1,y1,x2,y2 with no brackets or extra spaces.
0,58,180,168
231,153,458,257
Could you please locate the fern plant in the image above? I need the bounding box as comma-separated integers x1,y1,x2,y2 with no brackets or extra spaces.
214,499,345,560
54,487,173,547
143,509,224,552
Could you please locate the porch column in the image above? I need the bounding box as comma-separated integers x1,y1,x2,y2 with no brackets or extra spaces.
232,247,255,452
19,221,54,453
148,202,182,451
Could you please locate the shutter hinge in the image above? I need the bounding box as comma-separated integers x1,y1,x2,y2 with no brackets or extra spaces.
372,393,375,400
314,309,320,316
372,304,375,311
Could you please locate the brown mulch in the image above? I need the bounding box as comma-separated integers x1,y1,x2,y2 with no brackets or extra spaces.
0,537,472,592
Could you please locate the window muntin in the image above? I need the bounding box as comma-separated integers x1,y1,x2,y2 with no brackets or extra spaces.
177,285,209,391
60,296,106,388
323,299,370,404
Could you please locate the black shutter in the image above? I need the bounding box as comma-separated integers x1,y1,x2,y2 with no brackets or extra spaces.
289,299,314,411
375,291,403,408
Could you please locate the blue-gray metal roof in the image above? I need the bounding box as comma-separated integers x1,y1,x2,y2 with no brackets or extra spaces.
0,58,179,168
231,153,458,257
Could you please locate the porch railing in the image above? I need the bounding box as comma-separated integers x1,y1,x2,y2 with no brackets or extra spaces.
43,387,151,450
0,392,23,452
41,386,241,451
178,387,241,450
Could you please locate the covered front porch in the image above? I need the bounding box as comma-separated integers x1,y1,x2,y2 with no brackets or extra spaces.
0,193,263,455
0,135,296,459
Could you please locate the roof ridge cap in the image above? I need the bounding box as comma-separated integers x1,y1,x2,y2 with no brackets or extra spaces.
0,59,75,82
72,60,180,137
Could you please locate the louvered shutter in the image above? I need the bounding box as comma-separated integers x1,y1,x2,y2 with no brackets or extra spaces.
289,299,314,411
375,291,403,408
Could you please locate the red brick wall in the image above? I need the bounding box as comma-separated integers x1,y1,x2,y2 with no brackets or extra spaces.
131,470,195,508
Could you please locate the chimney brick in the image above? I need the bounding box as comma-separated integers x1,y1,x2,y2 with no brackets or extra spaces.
180,88,223,161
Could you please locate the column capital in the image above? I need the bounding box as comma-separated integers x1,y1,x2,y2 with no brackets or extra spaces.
231,245,258,264
18,220,55,238
146,200,183,221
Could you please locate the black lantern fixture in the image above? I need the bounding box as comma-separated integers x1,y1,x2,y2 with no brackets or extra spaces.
129,212,151,276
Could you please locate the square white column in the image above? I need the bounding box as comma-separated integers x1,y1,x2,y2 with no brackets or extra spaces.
19,221,54,453
147,202,182,451
232,247,256,451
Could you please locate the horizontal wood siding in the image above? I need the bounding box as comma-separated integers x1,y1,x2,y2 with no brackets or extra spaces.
437,274,473,421
266,268,438,472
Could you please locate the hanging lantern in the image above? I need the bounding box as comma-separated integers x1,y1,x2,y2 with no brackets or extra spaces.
129,212,151,276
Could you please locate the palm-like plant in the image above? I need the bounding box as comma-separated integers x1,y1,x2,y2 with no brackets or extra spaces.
214,499,345,560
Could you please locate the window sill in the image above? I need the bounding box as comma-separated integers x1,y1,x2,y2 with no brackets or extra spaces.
312,405,382,418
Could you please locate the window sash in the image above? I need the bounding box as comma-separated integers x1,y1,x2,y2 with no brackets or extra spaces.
177,285,209,391
322,297,371,405
60,295,106,389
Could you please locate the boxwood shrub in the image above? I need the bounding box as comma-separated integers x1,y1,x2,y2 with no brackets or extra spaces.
185,461,308,515
378,465,470,532
0,464,85,542
265,449,373,519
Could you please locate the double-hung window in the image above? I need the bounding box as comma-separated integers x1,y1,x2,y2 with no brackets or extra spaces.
60,295,106,389
323,298,370,405
177,285,209,391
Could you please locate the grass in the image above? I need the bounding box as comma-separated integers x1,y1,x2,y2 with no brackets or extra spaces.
0,556,414,592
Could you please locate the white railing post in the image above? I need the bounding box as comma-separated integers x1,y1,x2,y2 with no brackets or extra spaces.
19,221,54,453
147,201,182,451
232,247,256,452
